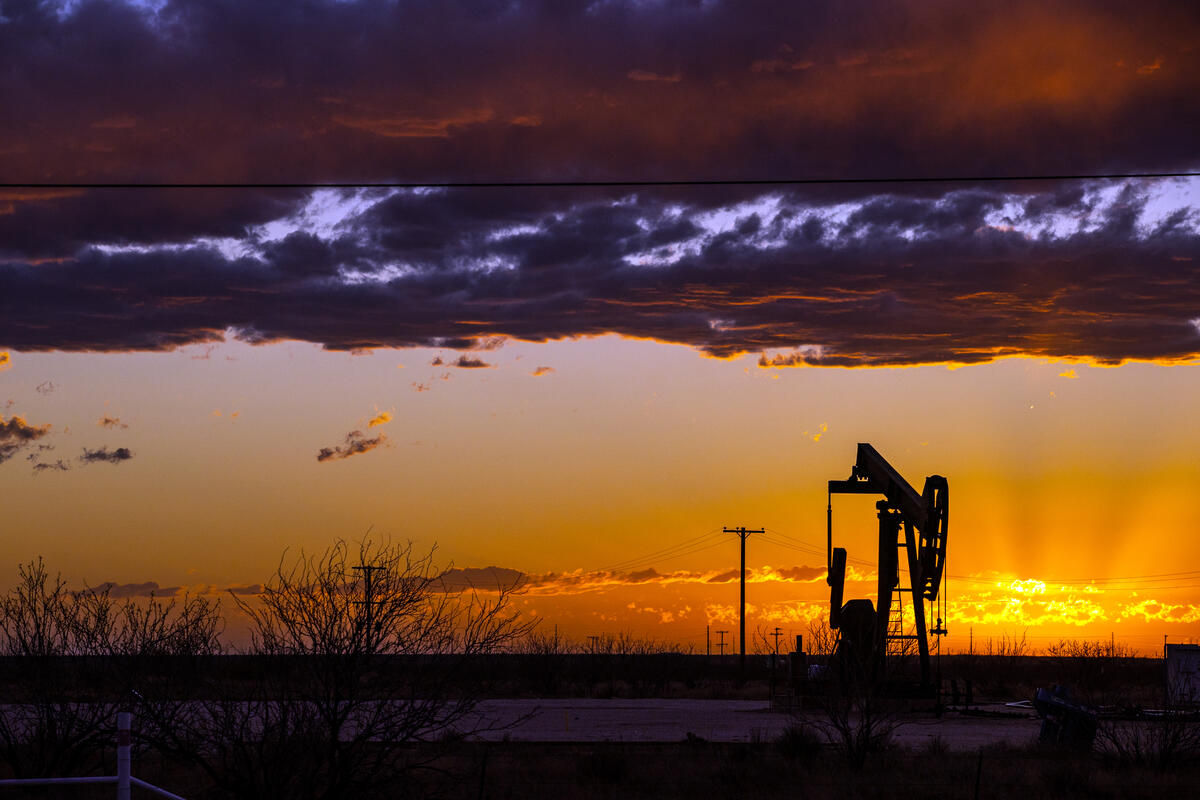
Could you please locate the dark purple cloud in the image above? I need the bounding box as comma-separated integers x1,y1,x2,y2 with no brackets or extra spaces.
436,566,526,592
1,181,1197,366
79,446,134,464
0,2,1197,368
433,563,836,594
89,581,180,599
316,429,386,462
0,189,307,261
1,1,1196,184
452,356,492,369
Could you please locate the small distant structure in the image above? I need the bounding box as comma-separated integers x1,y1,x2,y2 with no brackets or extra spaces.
1165,643,1200,706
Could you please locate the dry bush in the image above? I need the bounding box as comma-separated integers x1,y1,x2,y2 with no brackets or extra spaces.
141,537,534,800
775,722,823,762
1095,716,1200,771
0,557,220,779
806,636,903,771
806,618,836,658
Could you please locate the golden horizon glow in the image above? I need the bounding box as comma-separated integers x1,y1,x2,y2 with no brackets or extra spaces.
2,337,1199,653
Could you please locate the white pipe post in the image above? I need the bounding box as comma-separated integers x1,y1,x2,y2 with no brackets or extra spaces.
117,711,131,800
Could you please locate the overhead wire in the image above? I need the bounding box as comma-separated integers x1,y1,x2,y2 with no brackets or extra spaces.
3,171,1199,190
595,528,725,573
590,523,1197,593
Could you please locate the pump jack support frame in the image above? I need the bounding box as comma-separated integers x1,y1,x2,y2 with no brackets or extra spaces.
827,443,948,690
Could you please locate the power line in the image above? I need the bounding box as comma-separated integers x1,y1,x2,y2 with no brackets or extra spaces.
596,528,724,573
597,528,721,569
3,171,1199,190
604,536,730,572
761,528,874,567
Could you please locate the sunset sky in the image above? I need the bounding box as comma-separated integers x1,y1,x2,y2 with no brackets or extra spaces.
2,0,1199,653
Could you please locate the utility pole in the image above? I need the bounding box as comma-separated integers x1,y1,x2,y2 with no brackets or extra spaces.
716,629,729,656
352,564,387,654
724,526,764,673
706,625,711,656
771,626,783,657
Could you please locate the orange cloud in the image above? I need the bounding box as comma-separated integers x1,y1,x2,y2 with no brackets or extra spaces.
531,366,555,377
750,58,814,73
444,563,849,598
1137,57,1163,75
367,411,392,428
332,107,495,138
1120,599,1200,624
0,351,10,371
627,69,681,83
0,414,52,464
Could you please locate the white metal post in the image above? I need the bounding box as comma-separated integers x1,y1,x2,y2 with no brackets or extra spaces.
117,711,131,800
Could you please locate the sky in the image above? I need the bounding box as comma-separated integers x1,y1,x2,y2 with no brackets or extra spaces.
2,0,1200,653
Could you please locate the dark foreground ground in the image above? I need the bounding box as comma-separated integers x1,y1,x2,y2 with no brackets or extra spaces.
0,653,1190,798
7,736,1199,800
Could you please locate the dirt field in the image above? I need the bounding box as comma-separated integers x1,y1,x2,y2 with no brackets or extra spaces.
467,698,1041,750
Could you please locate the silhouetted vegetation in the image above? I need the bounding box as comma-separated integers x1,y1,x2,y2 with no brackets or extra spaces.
1,553,1198,798
135,538,534,800
0,557,220,779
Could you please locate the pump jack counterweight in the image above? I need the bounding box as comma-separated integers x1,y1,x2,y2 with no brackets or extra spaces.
826,443,948,691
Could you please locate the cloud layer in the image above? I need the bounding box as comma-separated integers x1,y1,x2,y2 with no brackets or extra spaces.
1,2,1197,368
2,1,1197,184
437,563,843,597
2,180,1198,366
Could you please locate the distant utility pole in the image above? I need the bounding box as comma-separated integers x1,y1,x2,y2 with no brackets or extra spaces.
706,625,711,656
724,526,764,673
771,627,783,656
716,629,729,656
352,564,387,654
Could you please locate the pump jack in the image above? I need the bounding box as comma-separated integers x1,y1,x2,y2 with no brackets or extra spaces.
826,443,948,689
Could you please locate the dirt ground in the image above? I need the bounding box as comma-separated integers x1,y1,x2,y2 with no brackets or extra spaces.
466,698,1041,750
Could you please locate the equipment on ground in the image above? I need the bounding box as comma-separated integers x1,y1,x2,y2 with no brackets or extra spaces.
1034,686,1098,748
826,443,949,689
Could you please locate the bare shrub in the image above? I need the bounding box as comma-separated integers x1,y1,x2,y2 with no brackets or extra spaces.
143,538,534,800
1096,716,1200,770
1045,638,1139,701
0,557,221,778
775,722,823,762
807,637,902,771
806,618,836,658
